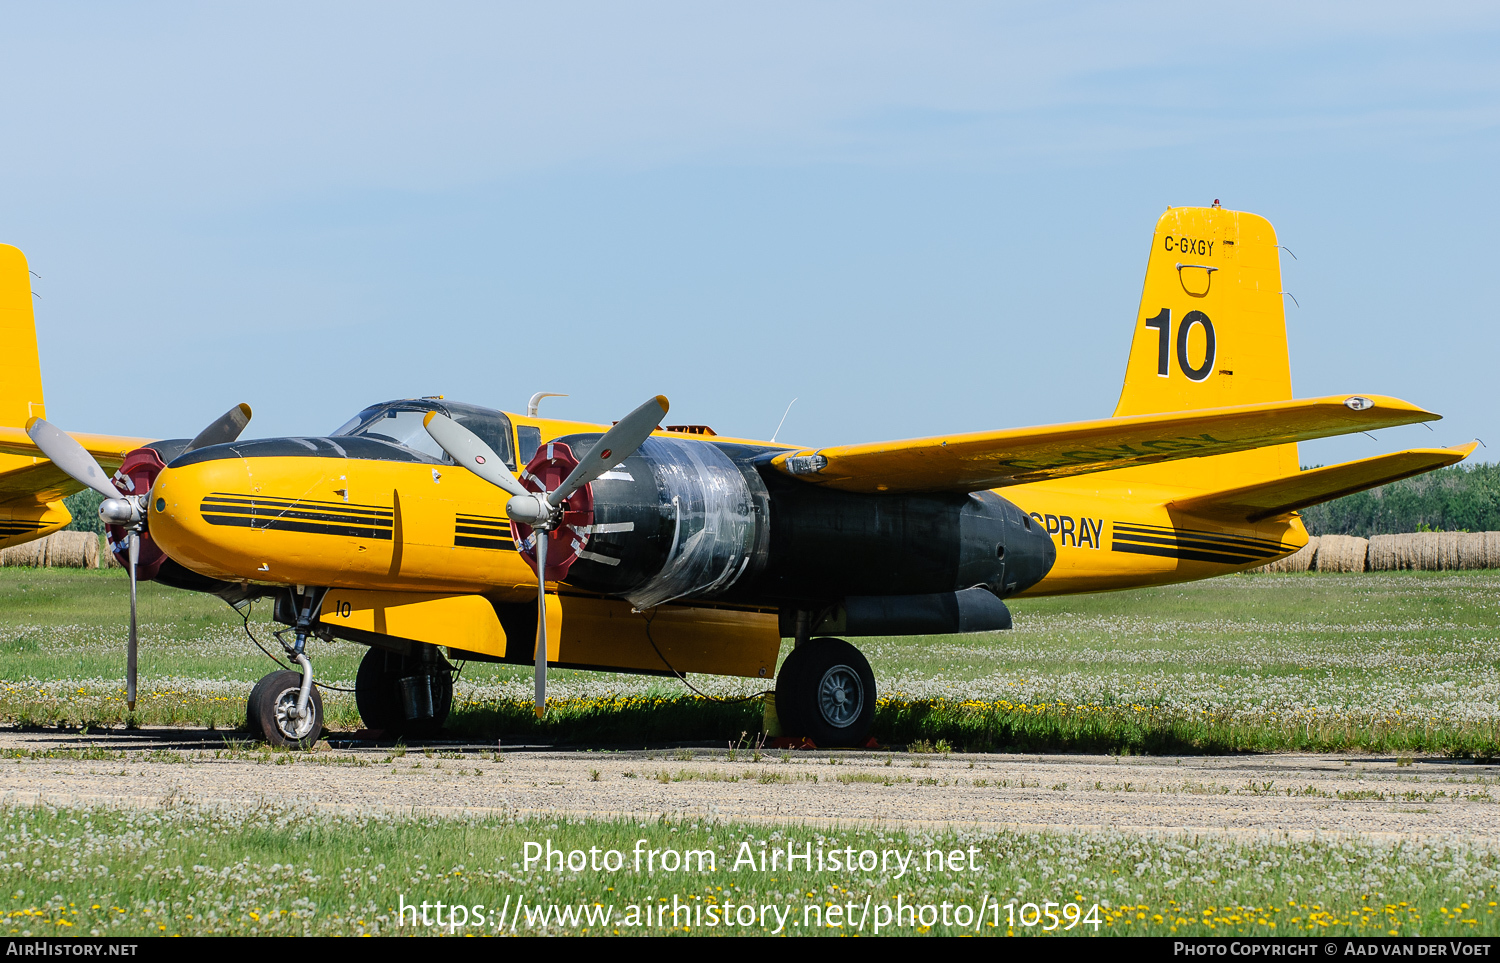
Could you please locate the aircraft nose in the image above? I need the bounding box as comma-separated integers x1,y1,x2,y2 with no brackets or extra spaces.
146,452,257,582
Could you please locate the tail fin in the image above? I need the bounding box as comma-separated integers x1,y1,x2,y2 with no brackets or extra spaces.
0,244,45,430
1113,206,1298,488
0,244,70,547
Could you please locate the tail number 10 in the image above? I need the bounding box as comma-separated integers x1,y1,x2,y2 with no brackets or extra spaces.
1144,308,1215,382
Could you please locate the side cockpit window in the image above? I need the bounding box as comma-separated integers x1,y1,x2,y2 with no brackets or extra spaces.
516,425,541,465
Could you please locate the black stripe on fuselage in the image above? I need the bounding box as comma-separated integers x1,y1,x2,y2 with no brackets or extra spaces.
454,513,514,551
1113,521,1286,553
0,521,48,537
1111,522,1288,565
201,493,392,520
201,493,394,540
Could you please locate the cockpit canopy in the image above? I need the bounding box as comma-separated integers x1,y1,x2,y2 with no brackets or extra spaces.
333,399,515,468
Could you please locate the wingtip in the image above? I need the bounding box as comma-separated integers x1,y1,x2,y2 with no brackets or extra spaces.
1359,394,1442,420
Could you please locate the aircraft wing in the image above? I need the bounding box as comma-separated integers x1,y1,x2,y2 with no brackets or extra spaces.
0,426,154,469
767,394,1442,494
1168,443,1477,522
0,459,87,505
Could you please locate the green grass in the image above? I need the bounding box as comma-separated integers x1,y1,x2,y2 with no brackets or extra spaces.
3,568,1500,754
5,570,1500,938
0,800,1494,937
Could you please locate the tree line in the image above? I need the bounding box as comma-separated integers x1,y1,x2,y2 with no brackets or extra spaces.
1299,461,1500,536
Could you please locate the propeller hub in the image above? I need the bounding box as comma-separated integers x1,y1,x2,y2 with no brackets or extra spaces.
98,496,143,527
104,447,170,580
505,492,554,528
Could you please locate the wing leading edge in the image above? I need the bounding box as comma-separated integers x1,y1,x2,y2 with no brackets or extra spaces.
768,394,1442,495
0,426,154,468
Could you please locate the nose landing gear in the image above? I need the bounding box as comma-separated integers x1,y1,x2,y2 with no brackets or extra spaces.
247,586,328,747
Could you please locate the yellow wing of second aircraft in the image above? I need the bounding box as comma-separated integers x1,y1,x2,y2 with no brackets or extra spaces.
0,426,155,470
767,394,1441,494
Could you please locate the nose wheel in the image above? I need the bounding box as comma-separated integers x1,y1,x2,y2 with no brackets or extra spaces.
775,637,876,748
249,669,324,747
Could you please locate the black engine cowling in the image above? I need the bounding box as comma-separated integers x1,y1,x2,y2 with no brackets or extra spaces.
558,435,1056,619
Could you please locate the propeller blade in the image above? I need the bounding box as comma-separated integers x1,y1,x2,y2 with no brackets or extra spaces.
183,403,252,453
534,529,548,719
127,532,139,711
422,412,529,498
548,395,668,508
24,417,121,499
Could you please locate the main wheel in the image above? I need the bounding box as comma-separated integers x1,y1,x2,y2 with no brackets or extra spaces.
250,669,324,748
775,638,876,748
354,649,403,732
355,647,453,738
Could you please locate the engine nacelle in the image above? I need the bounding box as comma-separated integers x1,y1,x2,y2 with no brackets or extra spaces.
562,437,768,609
561,435,1056,614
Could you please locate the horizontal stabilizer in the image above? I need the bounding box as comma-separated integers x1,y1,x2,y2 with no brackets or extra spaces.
770,394,1441,494
1169,442,1477,522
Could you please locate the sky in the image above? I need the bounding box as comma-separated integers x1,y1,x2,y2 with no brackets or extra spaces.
2,2,1496,467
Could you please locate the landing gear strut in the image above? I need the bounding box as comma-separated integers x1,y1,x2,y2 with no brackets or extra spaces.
248,586,328,747
775,637,876,748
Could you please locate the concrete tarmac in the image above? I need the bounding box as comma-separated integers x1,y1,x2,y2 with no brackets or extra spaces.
1,727,1496,842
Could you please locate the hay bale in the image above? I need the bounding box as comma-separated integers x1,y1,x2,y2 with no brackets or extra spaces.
0,539,42,567
43,531,99,568
1256,537,1318,572
1314,533,1368,573
1436,531,1463,570
1370,531,1499,570
1458,532,1488,570
0,531,105,568
1368,534,1400,571
1401,532,1437,571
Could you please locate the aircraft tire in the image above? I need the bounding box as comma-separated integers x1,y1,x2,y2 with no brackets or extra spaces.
250,669,324,748
775,638,876,748
245,674,272,733
355,647,453,739
355,649,404,732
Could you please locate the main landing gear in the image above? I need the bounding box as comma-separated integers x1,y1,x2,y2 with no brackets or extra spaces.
775,637,877,748
354,645,454,738
248,586,327,748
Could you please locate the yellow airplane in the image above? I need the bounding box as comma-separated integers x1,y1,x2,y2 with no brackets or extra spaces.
0,205,1473,749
